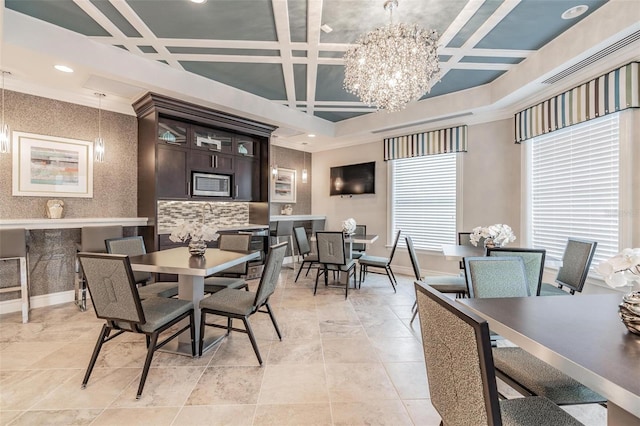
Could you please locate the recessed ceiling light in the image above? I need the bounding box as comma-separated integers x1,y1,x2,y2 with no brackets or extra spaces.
54,65,74,73
561,5,588,19
190,0,207,3
308,134,316,138
320,24,333,34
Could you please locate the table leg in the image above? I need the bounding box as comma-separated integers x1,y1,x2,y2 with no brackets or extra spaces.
608,402,640,426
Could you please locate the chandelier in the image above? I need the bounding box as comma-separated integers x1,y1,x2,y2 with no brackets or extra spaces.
343,0,440,112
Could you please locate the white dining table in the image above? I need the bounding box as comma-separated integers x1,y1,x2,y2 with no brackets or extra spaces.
130,247,260,356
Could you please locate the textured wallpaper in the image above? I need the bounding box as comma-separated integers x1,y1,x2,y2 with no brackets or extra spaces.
270,145,312,216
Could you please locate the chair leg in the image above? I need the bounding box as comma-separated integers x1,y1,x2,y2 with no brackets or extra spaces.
137,331,159,399
314,267,321,295
410,302,418,324
294,261,305,282
189,311,196,357
82,324,109,389
19,257,29,323
199,311,207,356
305,262,313,277
243,317,263,365
386,266,397,293
264,302,282,340
227,317,233,335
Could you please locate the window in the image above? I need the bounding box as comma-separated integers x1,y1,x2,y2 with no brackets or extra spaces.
390,154,457,251
527,114,620,267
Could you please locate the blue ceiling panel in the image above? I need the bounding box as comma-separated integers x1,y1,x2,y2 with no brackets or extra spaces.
6,0,110,36
292,50,308,58
421,69,507,99
460,56,524,64
294,64,307,102
89,0,141,37
167,47,280,56
447,0,502,48
125,0,277,41
138,45,158,54
315,65,360,102
314,111,370,122
180,62,286,101
476,0,607,50
288,0,308,43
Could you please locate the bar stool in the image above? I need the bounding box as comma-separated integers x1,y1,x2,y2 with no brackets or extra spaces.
0,228,30,323
75,225,123,311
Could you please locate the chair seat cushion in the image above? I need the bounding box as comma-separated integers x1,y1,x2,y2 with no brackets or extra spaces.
303,254,318,262
137,282,179,299
539,283,570,296
351,252,364,260
423,276,467,294
200,288,256,316
493,347,606,405
326,259,356,272
500,396,584,425
204,277,248,294
122,297,193,333
358,255,390,267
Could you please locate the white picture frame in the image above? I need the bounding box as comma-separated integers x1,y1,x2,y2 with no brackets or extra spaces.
271,167,296,203
12,131,94,198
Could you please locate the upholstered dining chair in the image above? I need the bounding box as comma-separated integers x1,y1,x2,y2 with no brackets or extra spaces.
407,235,468,324
77,252,195,399
539,238,597,296
105,236,179,299
358,230,401,292
203,233,251,294
293,226,318,282
457,231,473,270
314,232,357,299
487,247,546,296
350,224,367,260
464,256,530,298
270,220,295,264
198,241,287,364
0,228,30,323
414,281,584,426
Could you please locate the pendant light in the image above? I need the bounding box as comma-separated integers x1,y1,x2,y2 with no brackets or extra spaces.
271,146,278,179
0,71,10,154
301,146,308,184
94,93,105,162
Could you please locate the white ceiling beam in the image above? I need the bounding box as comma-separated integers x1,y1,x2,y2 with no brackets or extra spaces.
271,0,296,107
305,0,323,116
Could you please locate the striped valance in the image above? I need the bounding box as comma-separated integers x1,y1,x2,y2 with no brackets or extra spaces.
384,125,467,161
515,61,639,143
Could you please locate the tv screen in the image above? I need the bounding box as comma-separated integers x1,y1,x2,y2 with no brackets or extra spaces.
330,161,375,196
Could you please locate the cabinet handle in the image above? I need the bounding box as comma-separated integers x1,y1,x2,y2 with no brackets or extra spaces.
211,155,215,168
235,185,239,198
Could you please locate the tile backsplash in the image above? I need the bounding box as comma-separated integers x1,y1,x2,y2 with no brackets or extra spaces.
158,201,249,233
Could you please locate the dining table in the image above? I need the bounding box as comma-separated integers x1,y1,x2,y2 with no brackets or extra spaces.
440,244,563,267
129,246,260,356
458,294,640,426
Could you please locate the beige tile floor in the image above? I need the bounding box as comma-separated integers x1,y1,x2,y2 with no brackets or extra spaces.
0,267,606,425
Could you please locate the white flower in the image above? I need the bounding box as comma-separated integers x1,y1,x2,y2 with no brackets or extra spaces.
596,248,640,288
342,218,357,234
470,224,516,247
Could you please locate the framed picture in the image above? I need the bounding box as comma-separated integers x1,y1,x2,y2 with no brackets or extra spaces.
12,131,94,198
271,167,296,203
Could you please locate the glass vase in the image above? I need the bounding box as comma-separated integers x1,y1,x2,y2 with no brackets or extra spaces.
619,290,640,335
188,239,207,256
484,237,497,249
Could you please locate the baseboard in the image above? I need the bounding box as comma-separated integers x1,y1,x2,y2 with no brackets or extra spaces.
0,290,75,315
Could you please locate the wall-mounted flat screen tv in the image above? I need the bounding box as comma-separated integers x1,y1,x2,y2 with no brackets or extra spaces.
330,161,375,196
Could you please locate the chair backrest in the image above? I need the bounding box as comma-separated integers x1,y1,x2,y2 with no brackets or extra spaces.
274,220,293,237
458,232,474,247
556,238,597,293
293,227,312,257
415,281,501,425
77,252,145,325
218,233,252,275
487,247,546,296
316,232,347,266
405,236,422,281
311,219,326,234
352,225,366,252
388,230,402,262
253,242,288,308
81,226,123,252
464,256,530,299
0,228,27,258
105,236,151,283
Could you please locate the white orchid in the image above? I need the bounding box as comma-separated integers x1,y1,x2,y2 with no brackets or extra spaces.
470,224,516,247
342,218,357,234
596,248,640,288
169,220,219,243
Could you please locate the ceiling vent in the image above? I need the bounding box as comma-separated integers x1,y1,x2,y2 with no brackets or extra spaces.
541,30,640,85
371,112,473,134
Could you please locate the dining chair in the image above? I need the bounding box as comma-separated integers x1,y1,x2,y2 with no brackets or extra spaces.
350,224,367,260
457,231,473,270
314,232,357,299
203,233,251,294
486,247,546,296
358,230,401,292
0,228,30,323
105,236,179,299
77,252,195,399
414,281,583,426
270,220,296,265
75,225,123,311
198,241,287,364
464,256,530,298
539,238,597,296
407,235,468,324
293,226,318,282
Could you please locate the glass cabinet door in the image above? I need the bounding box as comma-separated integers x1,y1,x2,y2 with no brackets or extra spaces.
192,126,234,153
157,118,188,146
235,135,258,157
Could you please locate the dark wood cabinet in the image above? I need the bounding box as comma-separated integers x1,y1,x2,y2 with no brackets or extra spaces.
234,156,258,201
190,150,234,175
157,144,189,199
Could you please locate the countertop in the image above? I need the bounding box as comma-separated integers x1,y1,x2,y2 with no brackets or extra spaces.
0,217,148,230
271,215,326,221
158,223,269,235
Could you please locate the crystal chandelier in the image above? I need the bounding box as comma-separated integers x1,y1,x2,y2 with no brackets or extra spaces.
343,0,441,112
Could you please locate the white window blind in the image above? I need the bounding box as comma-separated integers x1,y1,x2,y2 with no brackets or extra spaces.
529,114,619,267
391,154,457,251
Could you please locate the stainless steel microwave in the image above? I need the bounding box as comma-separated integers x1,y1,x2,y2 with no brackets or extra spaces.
192,172,231,197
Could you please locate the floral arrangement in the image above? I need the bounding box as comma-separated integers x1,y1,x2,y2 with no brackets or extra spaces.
470,224,516,247
342,217,357,235
169,203,219,243
596,248,640,289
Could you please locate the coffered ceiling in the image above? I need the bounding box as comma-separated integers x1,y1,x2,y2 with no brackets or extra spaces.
2,0,639,151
